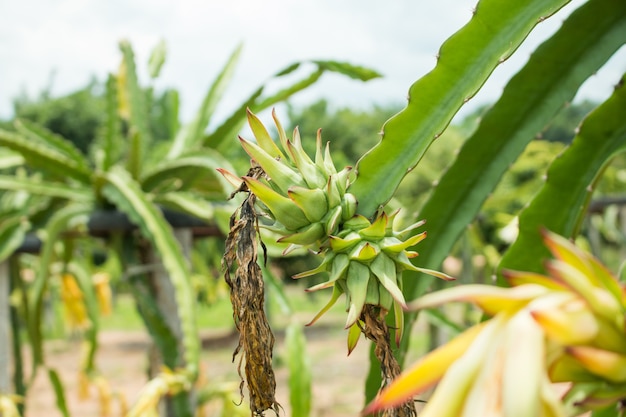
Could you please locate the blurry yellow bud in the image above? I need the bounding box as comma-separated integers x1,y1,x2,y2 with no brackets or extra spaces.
60,274,90,330
127,369,191,417
0,395,22,417
94,376,112,417
93,272,112,316
115,391,129,417
78,370,91,400
116,61,130,120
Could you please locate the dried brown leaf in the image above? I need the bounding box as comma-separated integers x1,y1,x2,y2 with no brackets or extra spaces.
223,165,280,416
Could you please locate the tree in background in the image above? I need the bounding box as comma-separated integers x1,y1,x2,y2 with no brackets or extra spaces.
7,80,183,155
10,81,105,154
541,99,598,143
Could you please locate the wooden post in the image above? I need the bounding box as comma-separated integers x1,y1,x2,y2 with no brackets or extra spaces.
148,228,194,417
0,259,10,394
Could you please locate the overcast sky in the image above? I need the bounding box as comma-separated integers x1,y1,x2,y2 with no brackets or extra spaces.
1,0,624,124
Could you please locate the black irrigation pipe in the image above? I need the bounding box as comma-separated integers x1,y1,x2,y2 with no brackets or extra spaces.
14,208,223,254
13,196,626,254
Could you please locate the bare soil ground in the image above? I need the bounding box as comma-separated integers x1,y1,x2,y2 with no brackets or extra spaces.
24,317,375,417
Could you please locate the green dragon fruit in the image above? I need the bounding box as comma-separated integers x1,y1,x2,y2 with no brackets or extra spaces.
219,109,452,347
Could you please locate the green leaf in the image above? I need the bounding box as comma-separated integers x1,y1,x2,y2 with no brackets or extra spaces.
167,43,243,159
258,61,380,110
47,368,71,417
274,62,301,77
154,191,214,222
286,322,312,417
0,175,92,201
370,253,405,306
500,72,626,277
253,68,324,111
0,214,30,262
209,59,380,152
590,406,622,417
15,119,89,169
148,39,167,79
28,204,91,381
95,74,123,172
262,263,293,315
164,89,181,139
365,343,383,405
0,129,92,184
127,130,142,180
306,284,343,326
102,166,199,377
350,0,571,216
141,149,235,194
409,0,626,289
423,308,464,336
0,149,24,170
129,276,179,369
119,40,151,169
205,86,264,150
312,60,381,81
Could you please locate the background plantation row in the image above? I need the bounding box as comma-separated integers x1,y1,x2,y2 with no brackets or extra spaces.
1,0,626,416
4,79,625,274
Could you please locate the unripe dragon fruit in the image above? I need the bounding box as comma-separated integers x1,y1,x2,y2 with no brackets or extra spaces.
219,109,452,347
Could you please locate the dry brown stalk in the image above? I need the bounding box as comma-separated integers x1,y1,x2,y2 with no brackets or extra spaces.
361,305,417,417
222,166,280,416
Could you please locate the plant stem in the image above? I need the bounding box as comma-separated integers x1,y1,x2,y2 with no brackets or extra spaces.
362,305,416,417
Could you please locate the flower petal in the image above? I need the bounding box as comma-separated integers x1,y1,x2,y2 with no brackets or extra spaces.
548,353,599,383
243,176,309,230
502,269,567,291
370,253,406,308
502,312,545,417
567,346,626,383
246,108,285,159
345,261,370,328
530,295,598,345
408,284,546,316
547,259,623,323
347,321,362,356
240,137,305,194
305,285,343,326
363,321,488,414
215,168,243,190
419,317,505,417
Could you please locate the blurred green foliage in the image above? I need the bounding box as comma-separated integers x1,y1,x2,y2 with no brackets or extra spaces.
4,81,624,264
11,81,105,154
541,99,597,143
7,80,180,154
286,99,401,166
